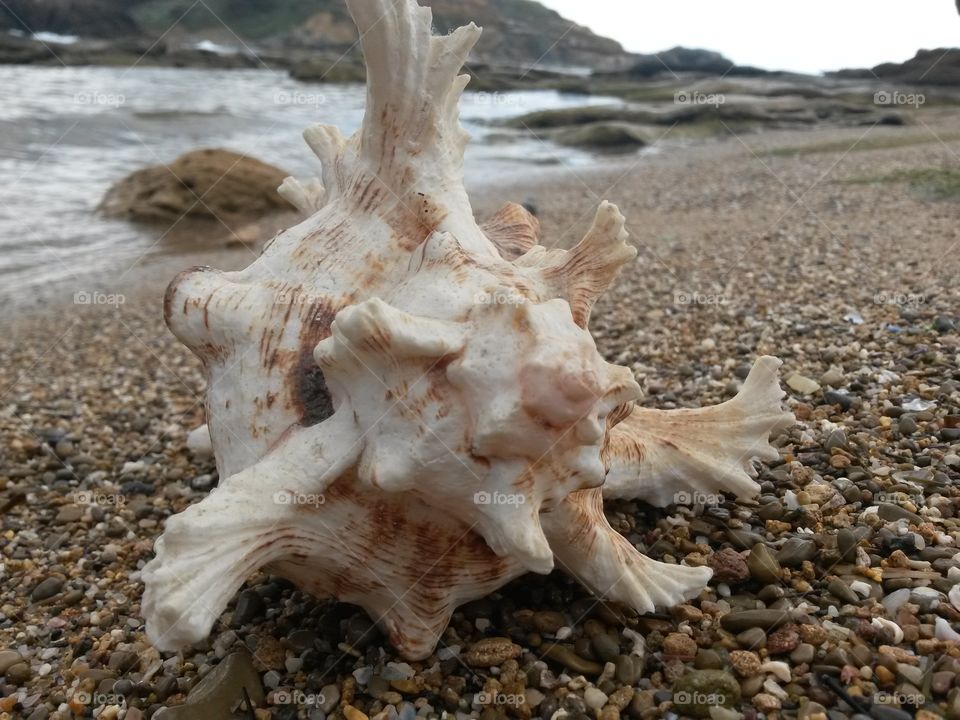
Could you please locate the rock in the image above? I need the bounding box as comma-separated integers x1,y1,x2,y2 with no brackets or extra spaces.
827,578,860,604
934,316,956,333
626,47,736,78
824,429,849,452
554,123,647,150
99,149,293,224
4,662,30,684
720,610,796,634
899,415,919,435
787,374,821,395
824,390,854,410
820,367,845,387
752,693,781,713
232,589,265,626
672,670,741,718
766,625,800,655
108,651,140,673
190,474,216,491
730,650,761,677
663,633,698,660
735,628,766,650
54,505,83,524
584,687,609,711
709,548,750,583
464,637,522,667
541,645,604,675
0,650,24,675
186,425,213,458
790,643,815,665
153,650,264,719
31,575,65,601
837,528,858,563
747,543,782,584
590,632,621,663
777,538,817,567
877,503,923,524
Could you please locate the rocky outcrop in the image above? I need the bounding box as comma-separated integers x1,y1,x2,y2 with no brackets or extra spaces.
99,149,292,224
832,49,960,87
0,0,139,38
3,0,633,73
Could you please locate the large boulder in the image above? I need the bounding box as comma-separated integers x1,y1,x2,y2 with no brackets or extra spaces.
626,47,736,78
100,149,293,223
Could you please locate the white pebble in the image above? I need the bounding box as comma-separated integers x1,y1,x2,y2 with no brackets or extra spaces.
935,617,960,642
555,626,573,640
760,661,791,683
850,581,872,598
882,588,912,615
949,585,960,612
871,617,904,644
186,424,213,457
475,618,491,632
583,687,608,711
763,679,788,700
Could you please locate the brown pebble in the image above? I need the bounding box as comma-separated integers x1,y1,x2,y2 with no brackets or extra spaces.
343,706,369,720
465,637,522,668
730,650,761,678
662,633,697,661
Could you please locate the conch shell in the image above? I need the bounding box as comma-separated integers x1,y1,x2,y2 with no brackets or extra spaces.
142,0,793,660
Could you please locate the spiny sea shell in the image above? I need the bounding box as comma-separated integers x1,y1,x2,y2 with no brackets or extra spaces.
142,0,793,660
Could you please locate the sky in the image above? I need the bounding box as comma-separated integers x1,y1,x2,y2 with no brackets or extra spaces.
538,0,960,75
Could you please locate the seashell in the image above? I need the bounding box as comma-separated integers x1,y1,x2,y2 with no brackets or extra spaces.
141,0,792,660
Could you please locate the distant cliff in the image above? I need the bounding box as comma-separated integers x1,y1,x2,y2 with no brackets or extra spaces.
0,0,633,71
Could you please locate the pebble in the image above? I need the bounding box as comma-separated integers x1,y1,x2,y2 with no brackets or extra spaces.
0,650,24,675
837,528,858,563
584,687,608,711
672,670,741,718
729,650,761,677
777,538,817,567
746,543,781,584
827,578,860,604
232,589,265,626
720,610,795,634
464,637,521,667
735,628,766,650
541,644,604,675
663,632,698,660
5,662,31,684
787,374,821,395
30,575,65,601
709,548,750,583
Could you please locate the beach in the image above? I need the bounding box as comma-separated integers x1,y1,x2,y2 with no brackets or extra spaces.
1,108,960,720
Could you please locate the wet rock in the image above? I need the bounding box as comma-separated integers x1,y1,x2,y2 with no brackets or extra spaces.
720,610,796,634
100,149,293,223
